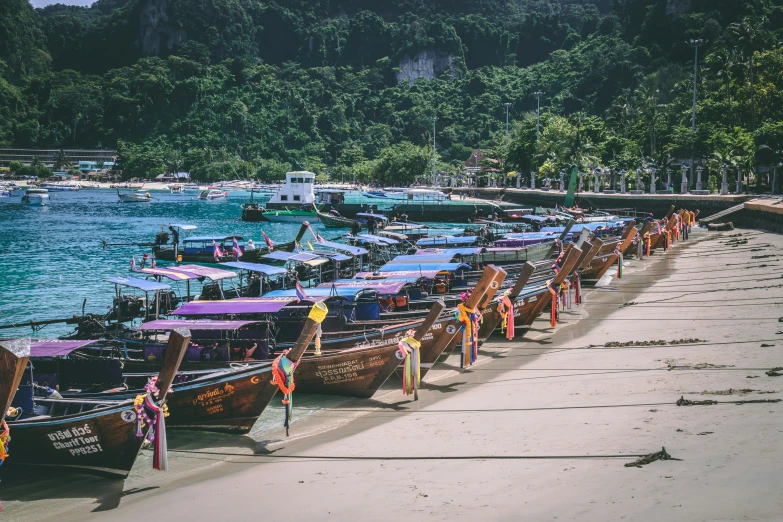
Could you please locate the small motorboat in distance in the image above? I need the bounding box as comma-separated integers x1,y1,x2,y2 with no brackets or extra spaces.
199,189,227,201
170,184,185,194
22,188,49,206
118,189,152,202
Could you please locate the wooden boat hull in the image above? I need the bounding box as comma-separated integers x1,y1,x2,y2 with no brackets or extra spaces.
7,401,145,477
316,210,354,228
64,364,277,434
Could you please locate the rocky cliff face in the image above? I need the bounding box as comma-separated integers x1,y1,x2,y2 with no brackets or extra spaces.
396,50,456,84
665,0,691,18
138,0,186,56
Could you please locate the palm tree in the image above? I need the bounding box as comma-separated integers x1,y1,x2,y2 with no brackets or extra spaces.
705,47,739,128
635,86,662,155
53,150,70,171
608,94,634,139
729,15,768,134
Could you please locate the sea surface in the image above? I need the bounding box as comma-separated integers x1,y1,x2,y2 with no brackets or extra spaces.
0,188,469,338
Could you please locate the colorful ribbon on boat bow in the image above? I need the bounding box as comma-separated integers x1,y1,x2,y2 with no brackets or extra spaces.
398,333,421,396
272,349,298,434
614,248,623,279
455,303,480,367
0,420,9,465
133,381,171,471
546,279,558,328
498,292,514,340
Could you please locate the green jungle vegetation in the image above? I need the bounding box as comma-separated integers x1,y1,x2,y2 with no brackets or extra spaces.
2,0,783,190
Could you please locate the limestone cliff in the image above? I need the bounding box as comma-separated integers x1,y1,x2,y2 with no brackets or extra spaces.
396,50,456,84
138,0,186,56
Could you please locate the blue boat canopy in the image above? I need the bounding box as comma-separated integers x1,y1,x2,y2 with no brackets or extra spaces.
416,247,482,256
184,236,243,242
522,215,550,222
315,240,368,256
221,261,287,276
320,252,352,262
416,236,479,247
357,233,399,245
104,277,171,292
386,253,458,264
265,287,377,299
379,262,471,273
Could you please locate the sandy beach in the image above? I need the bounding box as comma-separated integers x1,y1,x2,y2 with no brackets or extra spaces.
3,226,783,521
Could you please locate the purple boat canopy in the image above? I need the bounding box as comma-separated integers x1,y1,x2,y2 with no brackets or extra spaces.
173,297,297,316
354,270,443,280
318,280,408,294
30,339,102,357
172,264,237,281
138,319,262,331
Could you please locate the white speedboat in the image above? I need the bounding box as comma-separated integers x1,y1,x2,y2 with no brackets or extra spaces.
198,189,227,201
117,189,152,202
170,184,185,194
41,181,80,191
79,181,101,189
22,188,49,206
183,183,201,191
362,187,447,202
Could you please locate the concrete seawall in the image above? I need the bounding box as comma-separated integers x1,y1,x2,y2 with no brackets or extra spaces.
451,187,748,218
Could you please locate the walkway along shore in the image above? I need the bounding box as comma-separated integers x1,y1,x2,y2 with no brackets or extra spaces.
5,226,783,522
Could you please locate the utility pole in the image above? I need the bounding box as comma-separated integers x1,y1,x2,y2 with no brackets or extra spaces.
432,116,437,185
689,39,704,193
533,91,544,141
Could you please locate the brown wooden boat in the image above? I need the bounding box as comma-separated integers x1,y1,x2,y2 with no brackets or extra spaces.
0,331,189,477
518,246,582,328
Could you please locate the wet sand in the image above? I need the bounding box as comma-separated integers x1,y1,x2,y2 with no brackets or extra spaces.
5,227,783,521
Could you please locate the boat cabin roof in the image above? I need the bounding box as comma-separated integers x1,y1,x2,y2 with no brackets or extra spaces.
357,233,399,245
386,253,458,264
104,276,171,292
133,267,199,281
416,247,482,256
138,319,264,331
174,297,297,315
221,261,287,276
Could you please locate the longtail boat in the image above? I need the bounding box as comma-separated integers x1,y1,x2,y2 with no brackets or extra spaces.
1,331,189,476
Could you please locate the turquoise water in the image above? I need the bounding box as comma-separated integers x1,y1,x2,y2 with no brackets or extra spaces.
0,189,329,338
0,188,483,338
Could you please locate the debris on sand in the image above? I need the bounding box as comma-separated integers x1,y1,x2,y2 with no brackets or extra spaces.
677,396,718,406
605,339,706,348
668,362,734,371
697,432,714,435
761,343,775,347
752,254,776,259
625,447,678,468
692,388,759,396
766,367,783,377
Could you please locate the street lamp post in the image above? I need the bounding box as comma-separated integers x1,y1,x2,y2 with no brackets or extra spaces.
721,165,729,195
666,168,672,191
559,170,565,191
594,168,600,193
620,169,627,194
432,116,437,185
689,39,704,192
530,171,536,190
533,91,544,141
736,166,742,194
681,164,689,194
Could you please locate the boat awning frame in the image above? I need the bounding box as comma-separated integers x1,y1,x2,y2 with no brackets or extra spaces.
104,277,171,292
